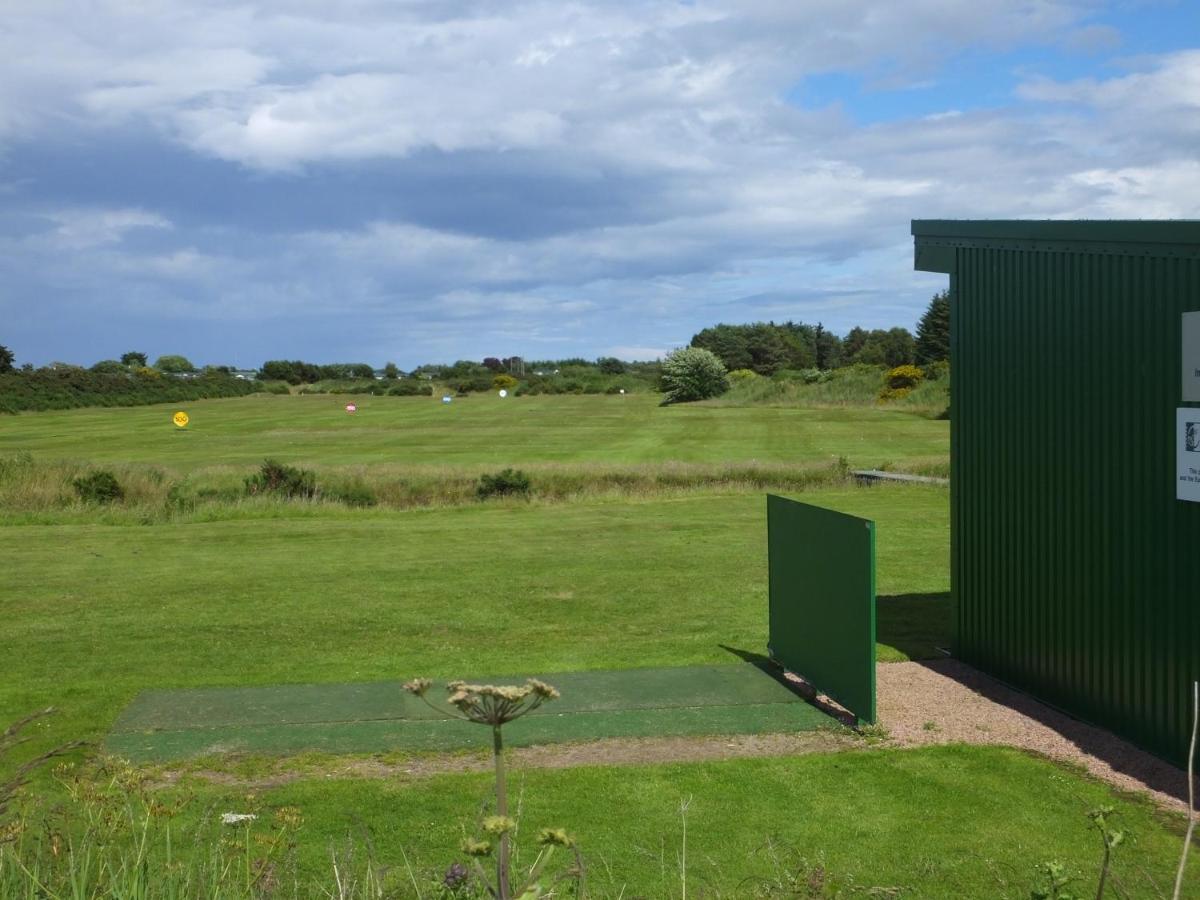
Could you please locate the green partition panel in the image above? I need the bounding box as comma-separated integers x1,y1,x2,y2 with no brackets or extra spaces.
767,495,876,723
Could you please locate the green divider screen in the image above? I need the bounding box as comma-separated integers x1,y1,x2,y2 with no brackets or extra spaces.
767,495,876,723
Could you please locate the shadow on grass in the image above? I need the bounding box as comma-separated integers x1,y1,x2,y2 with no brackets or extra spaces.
876,592,951,662
719,644,857,727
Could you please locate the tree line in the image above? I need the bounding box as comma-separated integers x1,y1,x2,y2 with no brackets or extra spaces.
689,291,949,376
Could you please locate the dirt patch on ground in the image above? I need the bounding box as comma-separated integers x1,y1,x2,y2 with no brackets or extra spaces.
877,659,1189,811
152,660,1189,812
152,731,857,790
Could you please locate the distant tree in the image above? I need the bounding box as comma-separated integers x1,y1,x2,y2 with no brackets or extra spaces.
597,356,626,375
852,328,915,368
120,352,147,367
0,345,13,374
777,322,818,370
383,362,400,380
90,359,125,374
813,323,844,370
915,290,951,364
482,357,503,371
661,347,729,404
842,327,869,360
691,324,752,372
154,354,195,373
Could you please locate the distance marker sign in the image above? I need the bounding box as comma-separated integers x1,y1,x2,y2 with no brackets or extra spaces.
172,411,189,428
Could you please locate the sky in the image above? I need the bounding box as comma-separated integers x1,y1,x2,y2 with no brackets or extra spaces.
1,1,1198,369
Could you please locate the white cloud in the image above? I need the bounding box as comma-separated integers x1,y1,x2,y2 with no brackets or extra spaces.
4,2,1200,366
43,208,172,249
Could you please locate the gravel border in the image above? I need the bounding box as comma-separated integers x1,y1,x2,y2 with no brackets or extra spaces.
877,659,1190,811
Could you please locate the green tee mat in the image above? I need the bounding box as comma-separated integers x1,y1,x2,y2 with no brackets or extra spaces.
107,663,836,762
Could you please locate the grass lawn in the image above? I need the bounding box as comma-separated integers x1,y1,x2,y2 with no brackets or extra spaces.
17,744,1193,897
5,397,1193,897
228,743,1196,896
0,393,948,472
0,485,948,756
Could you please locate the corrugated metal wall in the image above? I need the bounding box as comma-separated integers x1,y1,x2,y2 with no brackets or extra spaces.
946,237,1200,764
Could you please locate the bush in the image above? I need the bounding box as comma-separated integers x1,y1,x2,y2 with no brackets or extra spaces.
476,468,531,499
728,368,759,381
329,480,377,507
492,373,518,391
877,386,913,402
885,364,925,390
923,360,950,381
73,470,124,504
0,367,262,413
661,347,729,404
388,380,433,396
244,460,317,499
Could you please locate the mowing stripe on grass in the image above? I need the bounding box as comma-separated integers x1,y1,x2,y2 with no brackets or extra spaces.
108,664,836,761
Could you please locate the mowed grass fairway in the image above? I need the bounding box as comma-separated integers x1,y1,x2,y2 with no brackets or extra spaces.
3,397,1196,895
0,392,949,470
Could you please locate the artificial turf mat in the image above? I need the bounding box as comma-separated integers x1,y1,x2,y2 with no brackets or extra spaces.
107,664,836,761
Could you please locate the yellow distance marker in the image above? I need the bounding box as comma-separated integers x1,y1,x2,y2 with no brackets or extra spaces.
172,411,189,428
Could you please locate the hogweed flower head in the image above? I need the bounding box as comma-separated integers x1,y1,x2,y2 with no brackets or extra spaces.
407,677,560,726
482,815,517,836
462,838,493,857
403,678,433,697
537,827,574,848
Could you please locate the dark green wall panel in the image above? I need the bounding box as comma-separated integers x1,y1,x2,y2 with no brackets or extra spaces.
915,222,1200,765
767,495,876,723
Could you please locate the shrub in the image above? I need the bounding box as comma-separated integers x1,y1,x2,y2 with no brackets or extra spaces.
885,364,925,390
244,459,317,499
877,386,912,402
262,381,291,395
476,468,531,499
72,470,124,504
728,368,759,381
923,360,950,381
387,380,433,396
492,373,518,391
661,347,729,404
330,480,377,507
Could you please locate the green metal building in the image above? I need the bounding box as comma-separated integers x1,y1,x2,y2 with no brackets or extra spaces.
912,220,1200,765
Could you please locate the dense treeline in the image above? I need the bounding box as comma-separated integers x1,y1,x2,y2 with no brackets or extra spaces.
0,367,261,413
259,360,376,384
689,292,949,376
0,292,951,410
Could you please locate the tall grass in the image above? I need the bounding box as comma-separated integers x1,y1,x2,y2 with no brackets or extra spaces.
0,453,886,524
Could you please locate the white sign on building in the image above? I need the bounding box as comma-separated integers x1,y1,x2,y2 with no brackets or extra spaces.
1177,408,1200,503
1183,311,1200,401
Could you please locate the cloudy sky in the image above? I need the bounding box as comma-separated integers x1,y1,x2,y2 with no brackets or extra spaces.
2,1,1197,368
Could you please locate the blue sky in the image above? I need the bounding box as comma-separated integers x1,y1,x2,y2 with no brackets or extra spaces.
1,1,1197,368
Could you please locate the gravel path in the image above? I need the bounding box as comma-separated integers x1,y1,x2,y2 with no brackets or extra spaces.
877,659,1190,811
